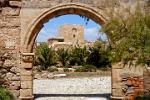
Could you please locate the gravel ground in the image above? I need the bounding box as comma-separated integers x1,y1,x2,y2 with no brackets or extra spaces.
33,77,111,100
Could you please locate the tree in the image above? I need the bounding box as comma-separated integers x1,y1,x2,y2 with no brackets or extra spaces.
86,41,111,68
34,43,56,70
57,48,70,67
101,5,150,66
70,46,89,66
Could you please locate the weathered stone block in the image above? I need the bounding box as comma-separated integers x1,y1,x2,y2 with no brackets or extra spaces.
112,88,123,96
10,81,20,90
21,75,32,81
20,69,32,75
10,90,20,98
0,16,20,27
21,53,34,63
2,7,20,16
112,62,124,69
11,75,20,81
9,1,21,7
10,67,20,74
21,81,32,89
3,60,14,68
21,63,32,68
0,27,20,35
20,89,32,97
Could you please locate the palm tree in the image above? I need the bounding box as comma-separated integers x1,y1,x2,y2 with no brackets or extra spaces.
35,43,56,70
57,48,70,67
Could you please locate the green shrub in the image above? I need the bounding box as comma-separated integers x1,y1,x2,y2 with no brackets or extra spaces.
135,95,148,100
75,65,97,72
48,67,58,72
35,65,42,72
0,87,14,100
75,67,87,72
34,43,57,70
70,46,89,66
86,45,111,68
63,68,70,72
57,48,70,67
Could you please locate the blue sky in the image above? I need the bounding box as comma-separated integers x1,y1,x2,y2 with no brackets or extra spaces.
36,14,107,42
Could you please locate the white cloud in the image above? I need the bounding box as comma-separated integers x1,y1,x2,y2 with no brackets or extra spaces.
36,27,58,42
37,26,107,42
84,27,108,42
84,27,100,42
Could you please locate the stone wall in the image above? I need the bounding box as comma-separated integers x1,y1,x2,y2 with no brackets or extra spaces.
112,63,145,100
144,68,150,99
122,76,143,99
0,0,149,100
0,50,20,99
0,0,21,99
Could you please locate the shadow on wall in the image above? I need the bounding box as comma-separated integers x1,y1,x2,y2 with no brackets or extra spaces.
34,93,111,99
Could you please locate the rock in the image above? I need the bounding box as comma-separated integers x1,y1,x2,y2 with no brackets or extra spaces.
50,66,57,69
68,68,75,72
10,81,20,90
6,72,20,81
10,90,20,98
34,74,41,79
47,73,54,79
10,67,20,74
127,87,134,94
11,75,20,81
6,72,14,79
0,68,7,74
2,7,20,16
57,68,64,72
56,63,62,67
127,79,132,86
0,74,6,78
41,72,48,79
3,60,14,68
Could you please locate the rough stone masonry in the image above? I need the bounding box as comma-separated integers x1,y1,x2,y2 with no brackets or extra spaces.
0,0,150,100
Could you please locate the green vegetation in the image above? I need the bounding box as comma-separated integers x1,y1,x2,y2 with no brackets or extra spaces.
34,42,111,71
75,65,97,72
0,87,14,100
101,5,150,67
48,67,58,72
135,95,148,100
63,68,70,72
57,48,70,67
34,43,57,70
70,46,89,66
87,41,111,68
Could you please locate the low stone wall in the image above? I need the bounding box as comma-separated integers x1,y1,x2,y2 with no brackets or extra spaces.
144,68,150,98
0,51,20,99
122,76,143,100
112,63,145,100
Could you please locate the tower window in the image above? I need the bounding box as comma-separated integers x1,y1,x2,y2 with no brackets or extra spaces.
73,34,76,38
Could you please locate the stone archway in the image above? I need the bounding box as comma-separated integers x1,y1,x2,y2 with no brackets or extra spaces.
0,0,148,100
20,3,109,100
21,3,107,52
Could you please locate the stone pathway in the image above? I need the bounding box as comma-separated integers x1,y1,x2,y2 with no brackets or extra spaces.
33,77,111,100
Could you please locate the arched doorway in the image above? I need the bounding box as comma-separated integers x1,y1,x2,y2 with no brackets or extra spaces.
20,3,112,100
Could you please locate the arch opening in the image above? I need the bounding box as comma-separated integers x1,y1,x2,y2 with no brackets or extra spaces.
33,14,111,100
22,4,107,52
